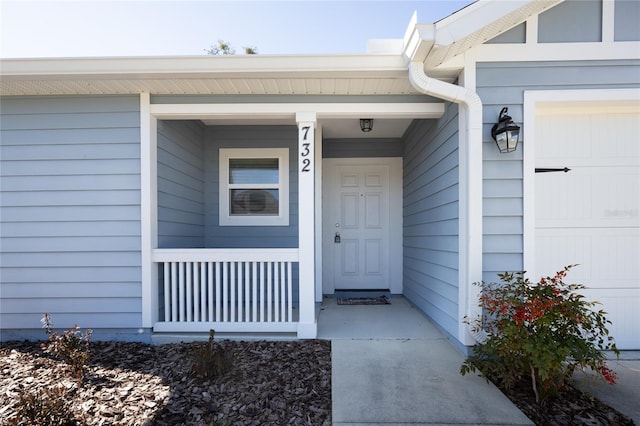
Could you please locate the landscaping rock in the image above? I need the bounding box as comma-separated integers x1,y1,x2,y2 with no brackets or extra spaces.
0,340,331,425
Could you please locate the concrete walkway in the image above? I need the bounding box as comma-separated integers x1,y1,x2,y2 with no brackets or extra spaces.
318,297,534,425
320,296,640,425
572,352,640,425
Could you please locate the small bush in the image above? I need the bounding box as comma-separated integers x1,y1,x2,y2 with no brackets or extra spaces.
40,313,92,384
191,329,233,379
461,265,619,402
9,385,78,426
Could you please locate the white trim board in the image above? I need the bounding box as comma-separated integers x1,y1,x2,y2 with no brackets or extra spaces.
149,103,444,120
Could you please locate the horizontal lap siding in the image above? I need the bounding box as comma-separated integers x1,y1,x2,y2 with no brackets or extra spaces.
477,60,640,282
157,120,205,248
0,95,142,332
402,103,460,337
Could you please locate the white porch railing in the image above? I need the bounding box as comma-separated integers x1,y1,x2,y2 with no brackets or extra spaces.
152,249,299,333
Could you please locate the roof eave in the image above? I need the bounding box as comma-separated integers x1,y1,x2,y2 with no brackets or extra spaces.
0,54,409,80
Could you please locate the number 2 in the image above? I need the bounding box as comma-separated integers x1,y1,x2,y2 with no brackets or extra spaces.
302,158,311,172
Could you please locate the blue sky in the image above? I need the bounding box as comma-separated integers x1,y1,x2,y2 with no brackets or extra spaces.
1,1,474,58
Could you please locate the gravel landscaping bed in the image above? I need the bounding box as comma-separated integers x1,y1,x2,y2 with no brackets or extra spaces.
1,339,634,425
0,340,331,425
495,377,635,426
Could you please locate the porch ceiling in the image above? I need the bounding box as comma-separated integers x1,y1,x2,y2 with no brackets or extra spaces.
200,117,416,139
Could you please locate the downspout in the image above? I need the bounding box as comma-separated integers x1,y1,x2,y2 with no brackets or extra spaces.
407,57,488,344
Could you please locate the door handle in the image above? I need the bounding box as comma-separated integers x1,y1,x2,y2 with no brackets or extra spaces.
334,232,341,243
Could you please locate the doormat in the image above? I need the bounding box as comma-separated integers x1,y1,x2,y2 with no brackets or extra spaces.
337,295,391,305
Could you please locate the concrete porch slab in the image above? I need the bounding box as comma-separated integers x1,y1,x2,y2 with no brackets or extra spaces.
317,296,443,340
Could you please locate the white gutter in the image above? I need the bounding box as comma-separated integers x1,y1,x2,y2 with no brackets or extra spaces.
405,23,487,344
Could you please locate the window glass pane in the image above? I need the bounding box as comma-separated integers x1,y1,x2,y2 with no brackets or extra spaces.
229,158,279,184
230,189,279,215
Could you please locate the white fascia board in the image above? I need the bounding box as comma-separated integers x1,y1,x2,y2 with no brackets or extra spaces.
434,0,536,45
0,54,408,79
468,41,640,62
150,102,444,120
402,23,436,63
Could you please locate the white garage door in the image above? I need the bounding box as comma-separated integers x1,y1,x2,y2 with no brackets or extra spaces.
534,102,640,349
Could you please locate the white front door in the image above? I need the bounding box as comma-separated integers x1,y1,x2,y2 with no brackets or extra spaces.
532,103,640,349
323,158,403,293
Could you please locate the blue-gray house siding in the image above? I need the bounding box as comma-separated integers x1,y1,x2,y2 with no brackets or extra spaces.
0,95,142,338
157,120,205,248
402,102,460,338
477,59,640,283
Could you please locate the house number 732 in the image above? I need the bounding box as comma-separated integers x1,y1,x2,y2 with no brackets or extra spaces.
300,125,312,173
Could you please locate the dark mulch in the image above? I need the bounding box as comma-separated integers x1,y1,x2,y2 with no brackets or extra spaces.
0,340,332,425
495,377,635,426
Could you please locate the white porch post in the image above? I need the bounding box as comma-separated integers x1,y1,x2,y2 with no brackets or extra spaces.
140,92,158,328
296,112,318,338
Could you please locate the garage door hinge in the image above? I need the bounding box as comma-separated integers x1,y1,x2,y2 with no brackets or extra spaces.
535,167,571,173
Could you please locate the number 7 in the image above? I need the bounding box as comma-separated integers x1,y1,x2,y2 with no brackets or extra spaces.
301,126,310,140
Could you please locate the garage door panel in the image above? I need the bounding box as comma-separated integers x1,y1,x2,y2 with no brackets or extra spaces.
535,231,592,283
536,172,592,223
536,114,593,160
536,228,639,289
536,113,640,165
591,113,640,160
580,288,640,350
536,167,639,228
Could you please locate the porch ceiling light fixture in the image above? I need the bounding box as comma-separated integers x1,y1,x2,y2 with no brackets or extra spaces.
491,107,520,153
360,118,374,133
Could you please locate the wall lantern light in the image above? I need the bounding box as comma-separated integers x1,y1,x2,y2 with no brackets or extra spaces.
491,107,520,153
360,118,374,133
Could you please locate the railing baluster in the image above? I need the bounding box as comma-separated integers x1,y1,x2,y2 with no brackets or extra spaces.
215,262,221,322
267,262,272,322
178,262,185,321
230,262,236,322
200,262,206,322
186,262,193,322
274,262,280,322
208,262,214,322
222,261,228,322
245,262,251,322
171,262,178,322
287,261,293,322
237,261,243,322
163,263,170,321
252,262,258,322
193,262,200,321
280,262,287,321
259,261,265,322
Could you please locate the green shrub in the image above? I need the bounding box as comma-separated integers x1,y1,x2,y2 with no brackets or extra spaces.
40,313,92,384
461,265,619,402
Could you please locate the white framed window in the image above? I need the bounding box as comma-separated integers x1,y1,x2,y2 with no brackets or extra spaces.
219,148,289,226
